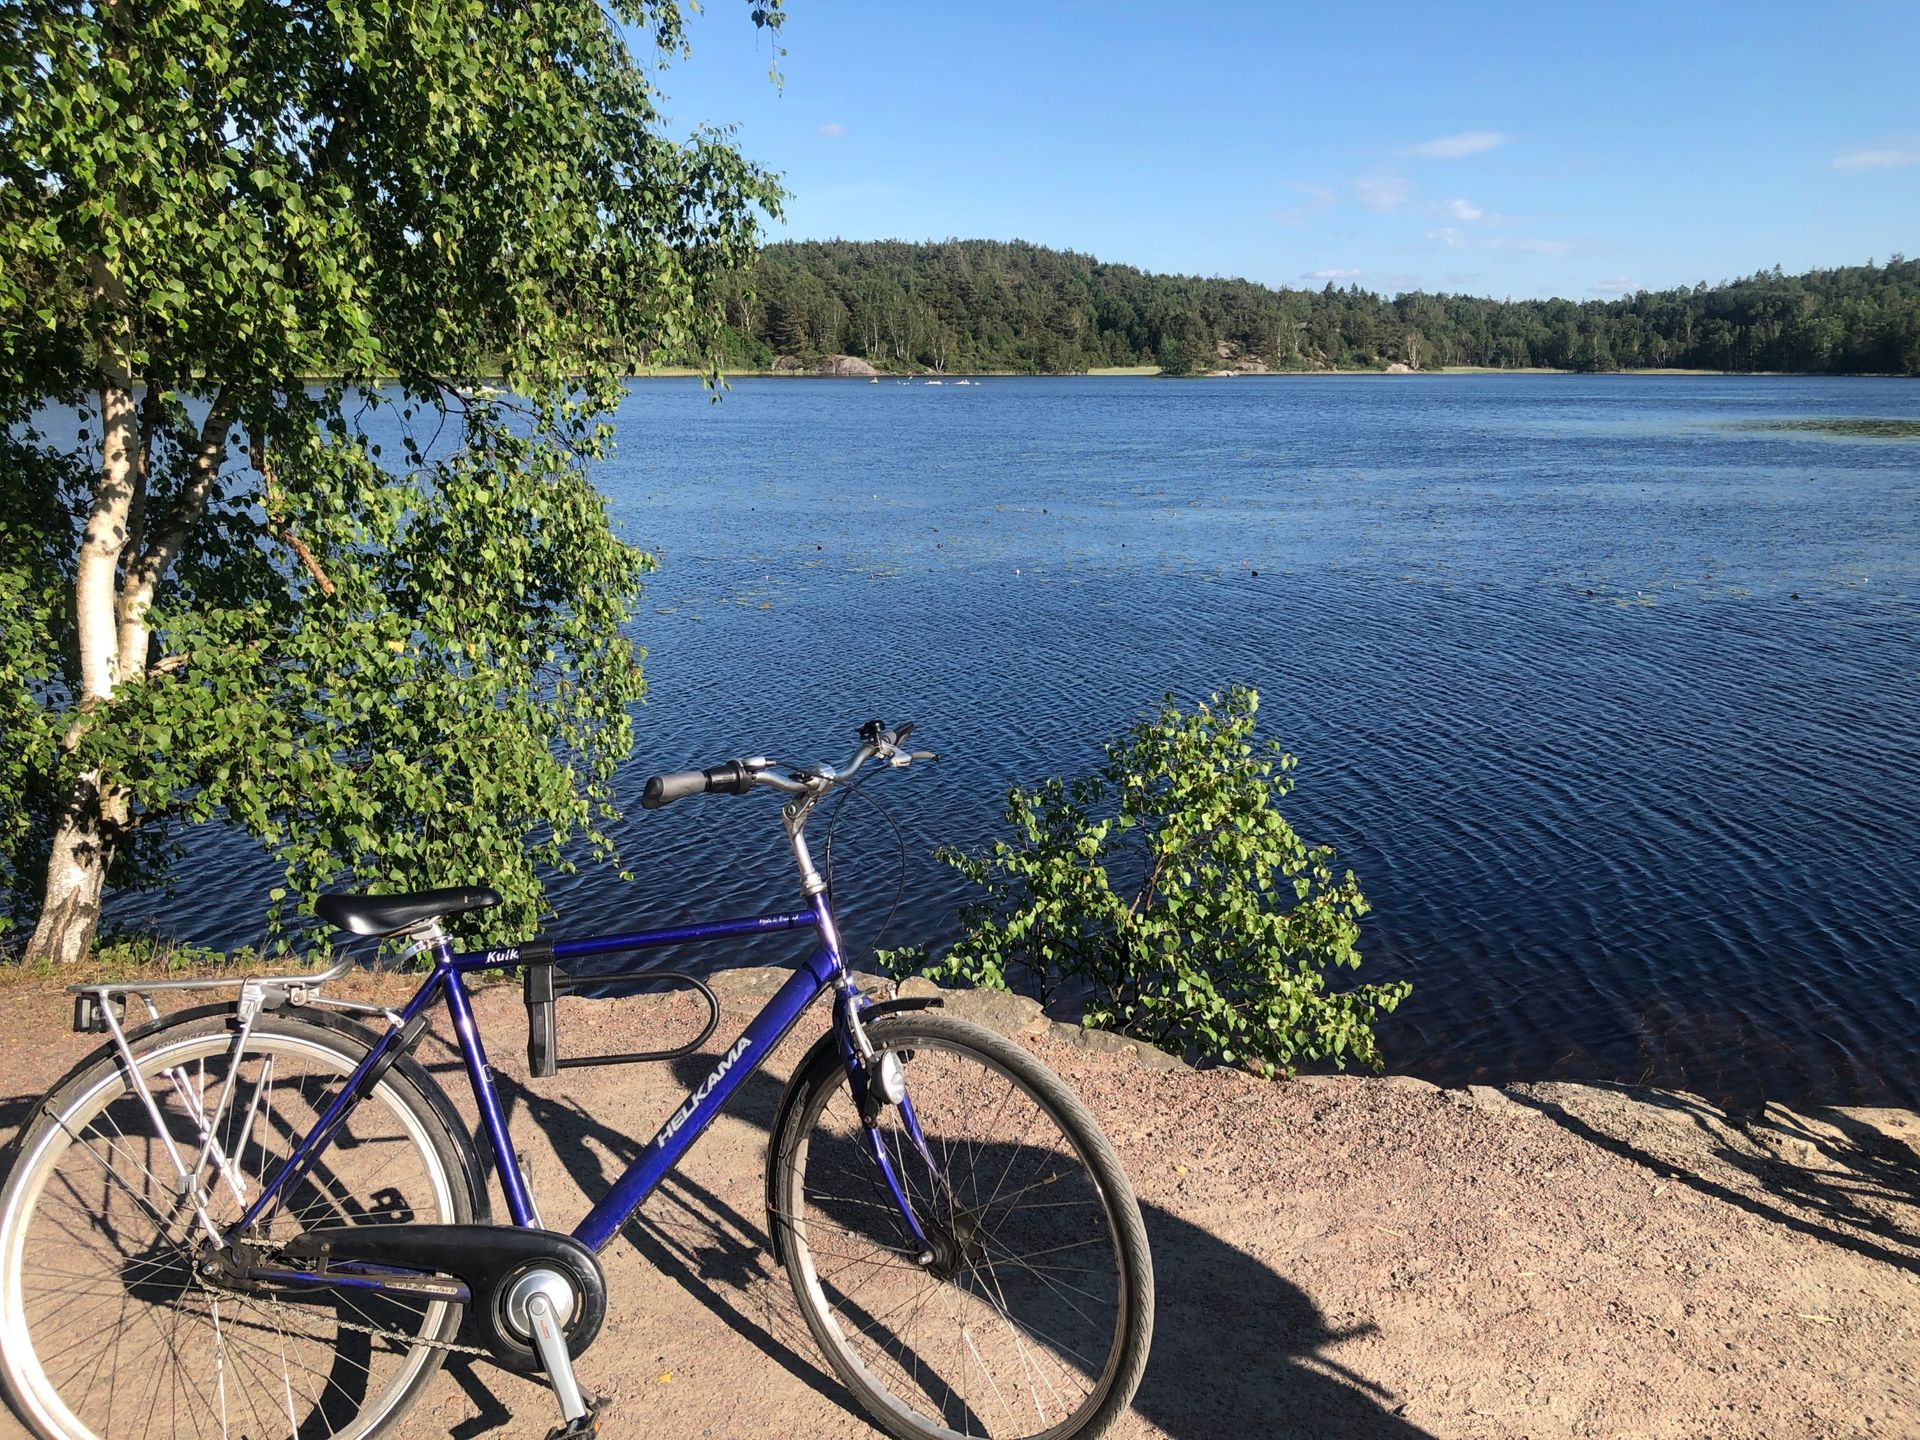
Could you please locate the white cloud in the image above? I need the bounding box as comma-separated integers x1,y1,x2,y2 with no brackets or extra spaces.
818,123,847,139
1439,197,1484,222
1272,181,1338,226
1408,130,1510,159
1426,227,1466,248
1832,144,1920,171
1355,175,1409,212
1304,267,1364,281
1589,277,1640,296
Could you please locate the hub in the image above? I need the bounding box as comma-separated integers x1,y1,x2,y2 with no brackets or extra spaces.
923,1208,987,1280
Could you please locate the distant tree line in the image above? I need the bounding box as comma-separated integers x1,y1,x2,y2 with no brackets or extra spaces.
711,240,1920,376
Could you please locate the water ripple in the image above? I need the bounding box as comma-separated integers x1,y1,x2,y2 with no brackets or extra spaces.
105,376,1920,1110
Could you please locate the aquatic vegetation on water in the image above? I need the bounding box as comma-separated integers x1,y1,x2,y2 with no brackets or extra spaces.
1728,417,1920,439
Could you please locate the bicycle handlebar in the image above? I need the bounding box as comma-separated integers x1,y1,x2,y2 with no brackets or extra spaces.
640,722,929,811
640,760,756,810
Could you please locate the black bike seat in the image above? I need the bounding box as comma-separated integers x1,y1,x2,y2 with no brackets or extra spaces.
314,886,501,936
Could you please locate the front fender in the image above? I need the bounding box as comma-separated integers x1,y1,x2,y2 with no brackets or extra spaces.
764,994,941,1265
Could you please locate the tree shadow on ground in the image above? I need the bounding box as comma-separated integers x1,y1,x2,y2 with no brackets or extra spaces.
0,1091,38,1145
1509,1086,1919,1277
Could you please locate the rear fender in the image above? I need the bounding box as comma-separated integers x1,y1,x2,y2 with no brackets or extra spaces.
8,998,489,1224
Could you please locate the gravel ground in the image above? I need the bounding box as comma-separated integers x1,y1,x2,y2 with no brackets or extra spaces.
0,966,1913,1440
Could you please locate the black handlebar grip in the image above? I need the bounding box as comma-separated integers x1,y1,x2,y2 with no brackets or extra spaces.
643,760,758,809
642,770,709,809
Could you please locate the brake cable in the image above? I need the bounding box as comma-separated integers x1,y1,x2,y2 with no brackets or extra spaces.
820,766,909,971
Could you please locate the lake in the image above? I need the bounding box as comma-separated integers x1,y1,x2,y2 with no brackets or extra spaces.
110,374,1920,1109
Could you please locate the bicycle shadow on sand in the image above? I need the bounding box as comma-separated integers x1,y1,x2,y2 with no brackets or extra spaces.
0,1028,1433,1439
443,1048,1436,1440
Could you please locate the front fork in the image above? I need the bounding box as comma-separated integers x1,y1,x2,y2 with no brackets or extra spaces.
833,988,945,1261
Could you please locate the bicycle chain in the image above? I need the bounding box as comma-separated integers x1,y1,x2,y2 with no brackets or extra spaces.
322,1308,494,1359
198,1279,497,1359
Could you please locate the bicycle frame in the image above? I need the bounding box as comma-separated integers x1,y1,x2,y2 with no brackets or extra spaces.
224,886,931,1269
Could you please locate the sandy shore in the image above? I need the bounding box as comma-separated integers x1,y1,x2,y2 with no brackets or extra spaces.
0,967,1912,1439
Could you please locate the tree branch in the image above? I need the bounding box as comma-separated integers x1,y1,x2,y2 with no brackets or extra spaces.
276,524,336,596
122,382,160,575
251,431,337,596
79,256,138,701
130,394,232,601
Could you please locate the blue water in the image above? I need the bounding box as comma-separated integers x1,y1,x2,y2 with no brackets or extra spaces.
111,375,1920,1108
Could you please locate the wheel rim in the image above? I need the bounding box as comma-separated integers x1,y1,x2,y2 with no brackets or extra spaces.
786,1034,1131,1440
0,1026,457,1440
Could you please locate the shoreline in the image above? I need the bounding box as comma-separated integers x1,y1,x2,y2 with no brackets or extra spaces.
630,364,1906,381
0,965,1911,1438
8,954,1911,1122
282,365,1914,384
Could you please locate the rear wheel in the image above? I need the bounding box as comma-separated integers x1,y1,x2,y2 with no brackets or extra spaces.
771,1013,1154,1440
0,1010,475,1440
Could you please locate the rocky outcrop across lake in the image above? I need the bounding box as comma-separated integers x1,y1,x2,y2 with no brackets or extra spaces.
766,354,878,377
815,354,878,377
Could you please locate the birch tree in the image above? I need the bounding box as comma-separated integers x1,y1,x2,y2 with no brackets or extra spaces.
0,0,785,960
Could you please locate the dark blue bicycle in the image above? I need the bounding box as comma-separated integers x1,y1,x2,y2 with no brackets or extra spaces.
0,722,1155,1440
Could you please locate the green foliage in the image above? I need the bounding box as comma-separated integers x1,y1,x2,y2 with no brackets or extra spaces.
0,0,784,946
82,409,654,939
724,239,1920,375
1153,315,1203,377
913,688,1411,1076
0,425,80,933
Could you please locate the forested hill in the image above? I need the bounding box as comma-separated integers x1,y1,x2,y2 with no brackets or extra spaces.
714,240,1920,376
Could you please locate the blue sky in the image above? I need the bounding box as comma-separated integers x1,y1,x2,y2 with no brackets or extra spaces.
658,1,1920,301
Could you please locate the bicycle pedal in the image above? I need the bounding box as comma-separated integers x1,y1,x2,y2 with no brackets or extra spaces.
545,1393,610,1439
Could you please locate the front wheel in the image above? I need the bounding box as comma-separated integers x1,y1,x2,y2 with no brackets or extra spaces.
771,1013,1154,1440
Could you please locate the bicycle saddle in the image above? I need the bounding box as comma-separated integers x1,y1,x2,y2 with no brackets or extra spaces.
314,885,501,935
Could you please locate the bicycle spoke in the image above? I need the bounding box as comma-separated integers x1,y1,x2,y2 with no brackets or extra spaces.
782,1021,1144,1440
4,1021,459,1440
956,1264,1101,1376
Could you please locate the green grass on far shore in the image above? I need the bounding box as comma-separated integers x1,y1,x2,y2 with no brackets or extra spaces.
303,363,1812,384
1728,416,1920,439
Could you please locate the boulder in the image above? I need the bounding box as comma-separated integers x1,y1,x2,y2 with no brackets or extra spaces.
770,354,805,373
816,354,878,378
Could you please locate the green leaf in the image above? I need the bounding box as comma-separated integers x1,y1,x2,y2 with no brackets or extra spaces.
932,686,1406,1076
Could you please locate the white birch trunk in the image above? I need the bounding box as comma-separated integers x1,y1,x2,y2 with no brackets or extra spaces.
25,263,142,964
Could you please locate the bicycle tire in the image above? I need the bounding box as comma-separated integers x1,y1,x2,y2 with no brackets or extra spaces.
770,1012,1154,1440
0,1008,479,1440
